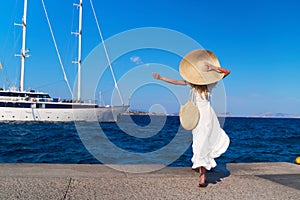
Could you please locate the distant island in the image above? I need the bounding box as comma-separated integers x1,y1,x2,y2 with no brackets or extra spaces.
123,110,177,116
123,110,300,119
247,112,300,119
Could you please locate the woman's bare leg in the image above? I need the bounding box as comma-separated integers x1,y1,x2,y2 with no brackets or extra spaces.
199,166,207,187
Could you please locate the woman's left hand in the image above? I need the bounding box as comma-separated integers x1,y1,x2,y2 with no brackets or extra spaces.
205,62,218,71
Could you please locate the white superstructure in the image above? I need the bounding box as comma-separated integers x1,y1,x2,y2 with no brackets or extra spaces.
0,0,128,122
0,90,128,122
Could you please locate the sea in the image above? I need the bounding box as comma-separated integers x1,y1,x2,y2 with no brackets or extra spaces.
0,115,299,167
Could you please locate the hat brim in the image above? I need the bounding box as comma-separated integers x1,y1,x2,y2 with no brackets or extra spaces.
179,50,224,85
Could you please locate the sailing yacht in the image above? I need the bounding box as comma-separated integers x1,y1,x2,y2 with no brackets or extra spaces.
0,0,128,122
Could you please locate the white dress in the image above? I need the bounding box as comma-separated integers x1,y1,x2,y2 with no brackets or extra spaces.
191,90,230,170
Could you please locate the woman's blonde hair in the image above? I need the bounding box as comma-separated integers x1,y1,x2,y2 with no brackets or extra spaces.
190,84,210,99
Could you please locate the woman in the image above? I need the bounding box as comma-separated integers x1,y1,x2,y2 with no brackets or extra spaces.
152,49,230,187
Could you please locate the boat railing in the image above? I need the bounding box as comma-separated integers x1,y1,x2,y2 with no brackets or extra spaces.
0,95,97,105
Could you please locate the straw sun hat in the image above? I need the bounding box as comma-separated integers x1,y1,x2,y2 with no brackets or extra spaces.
179,49,224,85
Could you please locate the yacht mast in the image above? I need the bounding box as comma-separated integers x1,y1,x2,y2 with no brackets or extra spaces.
72,0,83,101
15,0,29,92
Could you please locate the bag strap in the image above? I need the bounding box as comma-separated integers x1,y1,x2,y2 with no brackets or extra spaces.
188,88,197,102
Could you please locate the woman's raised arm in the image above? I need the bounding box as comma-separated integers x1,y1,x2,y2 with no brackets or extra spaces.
206,63,231,78
152,72,187,85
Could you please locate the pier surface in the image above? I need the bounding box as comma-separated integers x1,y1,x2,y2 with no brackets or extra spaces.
0,162,299,199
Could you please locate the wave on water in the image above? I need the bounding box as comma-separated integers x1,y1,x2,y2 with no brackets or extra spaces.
0,116,299,166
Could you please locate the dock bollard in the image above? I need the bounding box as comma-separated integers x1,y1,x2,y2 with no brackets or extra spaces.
295,157,300,165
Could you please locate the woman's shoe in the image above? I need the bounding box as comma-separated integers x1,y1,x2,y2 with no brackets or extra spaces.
198,180,208,187
198,173,208,187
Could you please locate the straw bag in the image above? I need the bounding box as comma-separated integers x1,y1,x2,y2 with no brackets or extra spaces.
179,89,200,130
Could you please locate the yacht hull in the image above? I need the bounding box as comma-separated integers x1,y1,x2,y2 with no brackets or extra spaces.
0,105,128,122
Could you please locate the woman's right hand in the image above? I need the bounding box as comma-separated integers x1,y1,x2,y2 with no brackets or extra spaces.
152,72,161,80
152,72,187,85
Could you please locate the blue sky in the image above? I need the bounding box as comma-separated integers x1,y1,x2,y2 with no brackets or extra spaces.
0,0,300,116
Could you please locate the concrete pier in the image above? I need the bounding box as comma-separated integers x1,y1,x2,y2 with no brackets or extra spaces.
0,162,299,199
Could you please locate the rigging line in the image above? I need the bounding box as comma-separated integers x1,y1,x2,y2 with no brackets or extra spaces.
34,79,65,90
1,0,18,58
0,64,13,87
89,0,124,105
1,32,22,89
65,7,77,68
41,0,73,98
